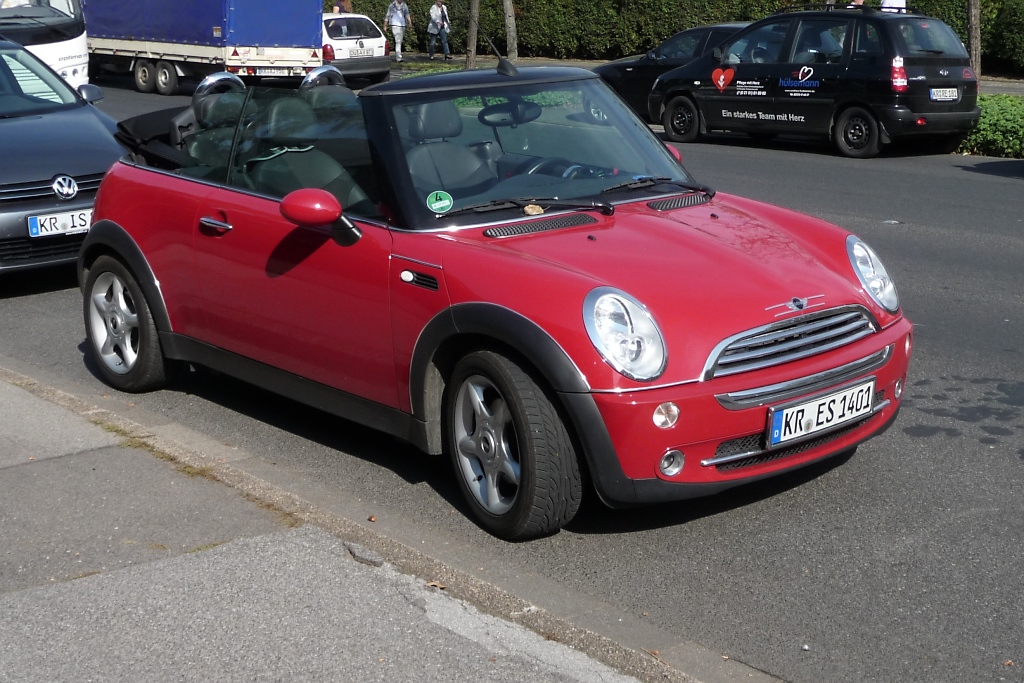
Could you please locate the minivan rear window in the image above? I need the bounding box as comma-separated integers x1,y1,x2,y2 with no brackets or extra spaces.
893,18,968,57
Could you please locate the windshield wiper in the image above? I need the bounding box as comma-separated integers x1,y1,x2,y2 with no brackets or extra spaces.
600,176,716,198
440,197,614,218
914,48,945,54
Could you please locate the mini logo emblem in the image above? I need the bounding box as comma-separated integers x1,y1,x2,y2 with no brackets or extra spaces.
52,175,78,201
787,297,808,311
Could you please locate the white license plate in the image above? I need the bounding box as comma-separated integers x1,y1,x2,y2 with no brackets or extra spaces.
28,208,92,238
930,87,959,101
348,48,373,57
256,67,291,76
767,379,875,447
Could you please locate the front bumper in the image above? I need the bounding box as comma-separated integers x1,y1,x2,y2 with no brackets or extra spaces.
877,105,981,137
563,317,913,507
0,194,97,272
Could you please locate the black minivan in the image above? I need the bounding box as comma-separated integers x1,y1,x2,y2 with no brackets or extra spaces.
648,5,980,157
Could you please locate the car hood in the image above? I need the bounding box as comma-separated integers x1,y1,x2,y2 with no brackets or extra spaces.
0,105,124,184
443,194,894,388
594,55,645,72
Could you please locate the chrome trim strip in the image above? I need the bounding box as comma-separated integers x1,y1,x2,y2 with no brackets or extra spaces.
700,398,891,467
715,346,892,410
392,254,441,269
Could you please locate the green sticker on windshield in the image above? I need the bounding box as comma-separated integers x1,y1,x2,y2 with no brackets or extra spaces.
426,191,454,213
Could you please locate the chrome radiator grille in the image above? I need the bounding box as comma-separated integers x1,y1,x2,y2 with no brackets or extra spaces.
0,173,105,204
704,306,877,380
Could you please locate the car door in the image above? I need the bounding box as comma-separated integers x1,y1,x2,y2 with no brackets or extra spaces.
775,18,852,133
190,87,400,408
700,19,792,132
619,29,707,112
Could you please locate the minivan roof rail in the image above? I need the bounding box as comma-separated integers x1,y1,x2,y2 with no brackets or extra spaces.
772,4,915,15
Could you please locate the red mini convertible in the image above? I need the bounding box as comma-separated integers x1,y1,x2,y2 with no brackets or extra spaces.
79,65,912,539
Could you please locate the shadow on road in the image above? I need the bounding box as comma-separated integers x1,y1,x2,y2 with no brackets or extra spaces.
0,264,78,299
957,158,1024,179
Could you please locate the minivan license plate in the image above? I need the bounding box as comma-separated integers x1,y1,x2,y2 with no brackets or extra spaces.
767,379,875,447
28,209,92,238
930,87,959,101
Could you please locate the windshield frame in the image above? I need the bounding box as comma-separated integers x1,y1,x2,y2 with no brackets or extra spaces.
374,73,697,230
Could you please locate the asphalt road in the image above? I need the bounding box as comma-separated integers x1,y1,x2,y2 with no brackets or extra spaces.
2,74,1022,683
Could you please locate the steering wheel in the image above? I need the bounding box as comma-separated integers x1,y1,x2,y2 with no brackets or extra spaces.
524,157,579,178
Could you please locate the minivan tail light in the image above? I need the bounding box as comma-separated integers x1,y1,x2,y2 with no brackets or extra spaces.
892,58,909,92
963,67,976,80
323,43,335,61
384,40,390,56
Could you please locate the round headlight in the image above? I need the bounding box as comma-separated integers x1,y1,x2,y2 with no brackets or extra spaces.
583,288,666,381
847,236,899,313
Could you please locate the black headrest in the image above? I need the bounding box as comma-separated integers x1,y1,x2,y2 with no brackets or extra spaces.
303,84,359,114
408,100,462,141
264,97,319,145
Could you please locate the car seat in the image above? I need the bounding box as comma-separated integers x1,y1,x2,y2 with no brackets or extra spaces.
247,96,370,212
404,100,497,196
794,32,822,63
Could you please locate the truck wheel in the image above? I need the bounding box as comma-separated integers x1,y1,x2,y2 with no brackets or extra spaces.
155,61,179,96
833,106,881,158
662,96,701,143
133,59,156,93
445,350,582,540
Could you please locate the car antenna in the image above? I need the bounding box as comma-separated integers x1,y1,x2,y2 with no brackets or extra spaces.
453,0,519,76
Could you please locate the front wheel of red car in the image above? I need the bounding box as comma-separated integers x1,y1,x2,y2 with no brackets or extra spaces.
445,350,582,540
84,255,170,393
662,96,701,143
833,106,881,158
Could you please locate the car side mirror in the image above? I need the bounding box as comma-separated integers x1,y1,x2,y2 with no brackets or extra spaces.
664,142,682,164
78,83,104,104
712,46,723,63
280,188,362,247
646,50,658,61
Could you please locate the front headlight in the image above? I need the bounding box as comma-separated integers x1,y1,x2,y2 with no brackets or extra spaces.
847,236,899,313
583,287,666,381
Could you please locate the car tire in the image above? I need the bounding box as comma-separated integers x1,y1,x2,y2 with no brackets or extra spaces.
445,350,582,540
155,61,179,96
133,59,156,94
83,255,170,393
662,95,701,143
833,106,881,159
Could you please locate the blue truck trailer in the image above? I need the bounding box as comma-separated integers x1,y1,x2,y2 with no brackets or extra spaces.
83,0,323,94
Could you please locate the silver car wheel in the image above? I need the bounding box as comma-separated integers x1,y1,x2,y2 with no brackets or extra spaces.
452,373,521,515
88,271,140,375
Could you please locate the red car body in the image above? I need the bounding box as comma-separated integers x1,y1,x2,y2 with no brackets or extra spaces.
80,66,911,538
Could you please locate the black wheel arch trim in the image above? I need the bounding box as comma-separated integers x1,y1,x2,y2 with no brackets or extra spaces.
78,219,173,334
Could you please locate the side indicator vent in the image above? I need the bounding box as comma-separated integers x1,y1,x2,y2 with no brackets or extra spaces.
400,270,439,291
647,193,711,211
483,214,597,238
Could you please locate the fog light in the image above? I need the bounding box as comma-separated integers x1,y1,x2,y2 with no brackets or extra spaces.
659,450,685,476
894,378,904,399
653,402,679,429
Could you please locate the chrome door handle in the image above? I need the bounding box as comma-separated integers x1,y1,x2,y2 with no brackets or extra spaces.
199,216,233,232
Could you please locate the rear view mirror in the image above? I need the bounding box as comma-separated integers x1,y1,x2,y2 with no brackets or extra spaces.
478,100,542,127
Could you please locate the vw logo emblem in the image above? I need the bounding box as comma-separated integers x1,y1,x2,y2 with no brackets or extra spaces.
939,68,949,76
52,175,78,201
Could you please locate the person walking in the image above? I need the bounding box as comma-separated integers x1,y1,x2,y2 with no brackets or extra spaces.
384,0,411,62
427,0,452,60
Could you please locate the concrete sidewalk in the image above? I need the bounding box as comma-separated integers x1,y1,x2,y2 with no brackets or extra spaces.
0,376,646,683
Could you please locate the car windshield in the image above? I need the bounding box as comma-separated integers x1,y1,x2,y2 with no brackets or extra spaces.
324,16,381,40
389,76,694,225
0,0,79,21
0,45,79,117
894,18,969,57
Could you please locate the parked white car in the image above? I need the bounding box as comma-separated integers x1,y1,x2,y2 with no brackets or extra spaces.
322,12,390,84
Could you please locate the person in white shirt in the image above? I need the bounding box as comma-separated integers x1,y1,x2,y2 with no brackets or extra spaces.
880,0,907,12
427,0,451,60
384,0,412,62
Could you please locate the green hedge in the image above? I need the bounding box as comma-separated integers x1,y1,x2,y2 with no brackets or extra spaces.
961,94,1024,157
338,0,1024,72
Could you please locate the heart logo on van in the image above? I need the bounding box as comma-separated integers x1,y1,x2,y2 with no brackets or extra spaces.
712,68,734,92
797,66,814,82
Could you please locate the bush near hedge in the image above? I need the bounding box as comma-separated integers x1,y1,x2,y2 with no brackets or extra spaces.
340,0,1024,70
961,94,1024,158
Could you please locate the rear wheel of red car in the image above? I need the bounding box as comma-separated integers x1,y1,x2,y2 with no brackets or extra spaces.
833,106,881,158
445,350,582,540
662,96,701,143
155,61,179,96
133,59,156,94
84,255,169,393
